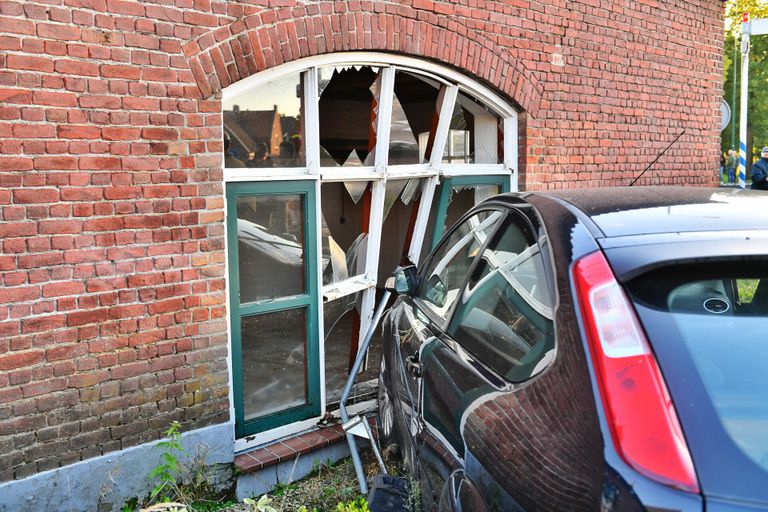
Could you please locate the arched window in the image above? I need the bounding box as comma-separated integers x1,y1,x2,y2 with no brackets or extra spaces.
222,53,519,445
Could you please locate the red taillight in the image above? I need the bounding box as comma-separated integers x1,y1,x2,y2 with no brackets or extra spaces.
573,251,699,493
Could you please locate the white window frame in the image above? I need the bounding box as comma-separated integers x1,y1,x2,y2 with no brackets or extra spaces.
223,52,519,451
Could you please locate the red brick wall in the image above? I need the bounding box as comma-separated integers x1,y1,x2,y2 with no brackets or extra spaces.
0,0,723,482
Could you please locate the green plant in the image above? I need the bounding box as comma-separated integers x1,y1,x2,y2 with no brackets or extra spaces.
243,495,278,512
149,421,186,503
335,497,370,512
408,477,423,512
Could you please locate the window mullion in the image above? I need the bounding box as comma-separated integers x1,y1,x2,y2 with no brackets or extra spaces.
408,174,439,265
358,66,395,351
373,66,395,174
304,67,320,174
429,84,458,169
504,112,519,192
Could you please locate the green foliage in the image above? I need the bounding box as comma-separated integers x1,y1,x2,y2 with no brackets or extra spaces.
243,495,278,512
723,0,768,155
149,421,186,503
334,497,370,512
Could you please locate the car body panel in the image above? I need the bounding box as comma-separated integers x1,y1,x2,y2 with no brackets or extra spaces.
380,187,768,511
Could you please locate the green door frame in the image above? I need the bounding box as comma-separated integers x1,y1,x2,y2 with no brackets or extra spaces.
226,181,321,438
430,175,511,250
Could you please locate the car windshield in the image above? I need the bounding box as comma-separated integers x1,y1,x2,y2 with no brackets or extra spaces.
625,264,768,498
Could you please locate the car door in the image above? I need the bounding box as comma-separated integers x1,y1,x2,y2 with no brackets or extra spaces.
408,203,559,511
386,207,505,506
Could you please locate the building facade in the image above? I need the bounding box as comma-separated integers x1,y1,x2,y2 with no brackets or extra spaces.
0,0,723,508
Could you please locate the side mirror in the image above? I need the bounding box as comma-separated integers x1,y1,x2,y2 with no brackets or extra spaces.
385,265,419,295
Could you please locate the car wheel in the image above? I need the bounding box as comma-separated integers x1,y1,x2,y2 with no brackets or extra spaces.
377,357,399,454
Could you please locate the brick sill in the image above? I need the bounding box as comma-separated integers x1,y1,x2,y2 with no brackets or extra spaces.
234,423,347,474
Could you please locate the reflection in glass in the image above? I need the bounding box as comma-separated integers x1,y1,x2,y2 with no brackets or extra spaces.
237,194,305,303
389,72,441,165
443,90,503,164
241,308,307,420
321,182,370,286
452,217,554,382
318,66,382,167
223,72,305,168
418,210,503,319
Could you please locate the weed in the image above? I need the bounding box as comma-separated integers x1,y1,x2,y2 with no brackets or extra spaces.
148,421,185,503
243,495,277,512
334,497,370,512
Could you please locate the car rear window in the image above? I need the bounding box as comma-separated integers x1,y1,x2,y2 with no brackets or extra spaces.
625,263,768,495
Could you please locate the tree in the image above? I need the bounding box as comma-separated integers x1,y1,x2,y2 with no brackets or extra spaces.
722,0,768,160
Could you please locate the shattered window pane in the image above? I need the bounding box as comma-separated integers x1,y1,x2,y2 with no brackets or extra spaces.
324,293,361,404
242,308,308,420
318,66,382,167
378,179,424,284
224,72,306,168
443,90,503,164
321,182,371,286
237,194,305,303
443,184,502,234
388,72,441,165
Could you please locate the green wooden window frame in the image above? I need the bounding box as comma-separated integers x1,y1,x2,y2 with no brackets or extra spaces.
430,175,511,251
226,181,321,438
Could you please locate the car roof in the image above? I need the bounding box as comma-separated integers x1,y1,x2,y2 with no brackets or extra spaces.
530,186,768,238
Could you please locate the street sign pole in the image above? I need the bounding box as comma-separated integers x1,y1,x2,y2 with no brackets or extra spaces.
739,13,750,189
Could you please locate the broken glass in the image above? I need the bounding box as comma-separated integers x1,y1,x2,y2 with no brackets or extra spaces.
388,72,441,165
377,179,425,285
318,66,382,167
443,184,502,234
324,293,361,404
321,182,371,286
223,72,306,168
442,90,503,164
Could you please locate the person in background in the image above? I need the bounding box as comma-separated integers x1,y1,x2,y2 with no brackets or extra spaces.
750,146,768,190
720,152,726,183
247,142,273,168
726,149,737,184
224,134,246,168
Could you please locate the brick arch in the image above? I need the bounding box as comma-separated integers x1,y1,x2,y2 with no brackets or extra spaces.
181,7,543,116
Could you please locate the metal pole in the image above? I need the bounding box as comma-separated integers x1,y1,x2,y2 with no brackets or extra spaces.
739,19,750,189
731,36,739,151
339,290,391,495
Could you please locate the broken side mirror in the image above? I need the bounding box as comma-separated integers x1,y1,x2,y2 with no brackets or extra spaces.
385,265,419,295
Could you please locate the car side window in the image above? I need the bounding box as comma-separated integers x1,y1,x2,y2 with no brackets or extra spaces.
448,212,555,382
417,209,503,322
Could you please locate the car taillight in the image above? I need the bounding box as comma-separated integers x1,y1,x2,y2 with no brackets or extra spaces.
573,251,699,493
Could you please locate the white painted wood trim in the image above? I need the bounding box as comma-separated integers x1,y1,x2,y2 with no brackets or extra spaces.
314,179,327,414
441,164,508,176
322,276,376,302
232,398,378,453
223,53,516,118
320,167,381,181
430,84,459,168
408,175,440,265
223,168,314,182
304,68,321,173
504,112,519,191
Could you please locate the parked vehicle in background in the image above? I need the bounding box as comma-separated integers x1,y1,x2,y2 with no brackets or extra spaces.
378,187,768,511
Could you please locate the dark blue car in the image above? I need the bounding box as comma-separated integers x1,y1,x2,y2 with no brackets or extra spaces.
378,186,768,511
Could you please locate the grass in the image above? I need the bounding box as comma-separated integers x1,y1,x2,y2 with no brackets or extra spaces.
212,450,404,512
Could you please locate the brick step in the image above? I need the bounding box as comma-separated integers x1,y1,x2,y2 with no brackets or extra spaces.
234,417,378,474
